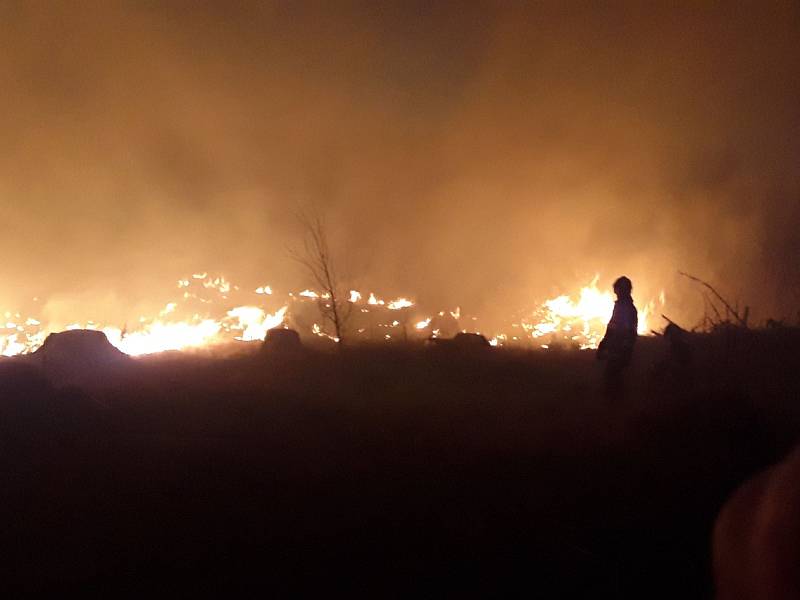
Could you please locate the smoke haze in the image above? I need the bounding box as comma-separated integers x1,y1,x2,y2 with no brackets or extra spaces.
1,2,798,326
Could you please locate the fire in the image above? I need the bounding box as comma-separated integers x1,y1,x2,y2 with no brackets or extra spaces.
0,275,292,357
312,323,339,343
518,277,662,349
387,298,413,310
226,306,288,342
0,273,663,357
1,333,30,357
415,318,432,330
103,320,222,356
101,304,289,356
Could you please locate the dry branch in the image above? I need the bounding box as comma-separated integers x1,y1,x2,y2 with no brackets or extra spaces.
679,271,747,327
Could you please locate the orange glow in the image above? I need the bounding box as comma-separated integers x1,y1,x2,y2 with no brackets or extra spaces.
517,276,662,349
387,298,414,310
0,274,663,357
415,318,432,330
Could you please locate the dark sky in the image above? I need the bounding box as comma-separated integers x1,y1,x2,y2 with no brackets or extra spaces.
0,1,798,325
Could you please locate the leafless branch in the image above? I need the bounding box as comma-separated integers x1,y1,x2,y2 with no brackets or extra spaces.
679,271,747,327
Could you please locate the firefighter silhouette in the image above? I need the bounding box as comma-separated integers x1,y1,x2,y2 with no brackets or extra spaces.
597,276,638,397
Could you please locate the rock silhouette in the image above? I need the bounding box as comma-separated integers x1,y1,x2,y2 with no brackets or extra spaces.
426,332,491,350
32,329,129,386
263,327,303,352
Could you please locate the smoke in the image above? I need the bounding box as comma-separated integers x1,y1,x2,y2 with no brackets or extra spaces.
0,2,798,327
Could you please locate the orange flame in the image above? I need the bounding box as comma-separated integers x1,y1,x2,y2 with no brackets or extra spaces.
0,274,663,357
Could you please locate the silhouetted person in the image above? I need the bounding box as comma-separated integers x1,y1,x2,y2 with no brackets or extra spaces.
597,276,638,398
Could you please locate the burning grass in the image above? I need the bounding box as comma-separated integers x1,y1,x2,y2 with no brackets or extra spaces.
0,273,664,357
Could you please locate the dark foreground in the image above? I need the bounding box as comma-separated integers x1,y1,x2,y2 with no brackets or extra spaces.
1,329,799,597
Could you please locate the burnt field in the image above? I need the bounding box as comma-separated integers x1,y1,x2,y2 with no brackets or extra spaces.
1,330,799,597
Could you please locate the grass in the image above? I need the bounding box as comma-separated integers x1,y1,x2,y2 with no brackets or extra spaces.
1,328,799,596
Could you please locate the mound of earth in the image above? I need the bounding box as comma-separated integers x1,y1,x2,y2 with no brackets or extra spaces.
263,327,303,352
33,329,129,386
426,332,491,350
453,332,491,348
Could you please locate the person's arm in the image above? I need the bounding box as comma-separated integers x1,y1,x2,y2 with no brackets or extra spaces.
597,304,621,359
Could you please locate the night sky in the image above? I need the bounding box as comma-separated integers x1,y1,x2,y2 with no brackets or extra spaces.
0,2,798,326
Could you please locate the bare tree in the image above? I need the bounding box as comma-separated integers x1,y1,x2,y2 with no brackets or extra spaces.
290,209,353,345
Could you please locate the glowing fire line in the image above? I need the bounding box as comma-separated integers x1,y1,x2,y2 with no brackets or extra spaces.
0,274,662,357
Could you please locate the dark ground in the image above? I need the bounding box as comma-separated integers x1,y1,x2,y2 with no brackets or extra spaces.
1,329,799,597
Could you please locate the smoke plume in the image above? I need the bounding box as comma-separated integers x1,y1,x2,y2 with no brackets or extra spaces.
0,2,798,327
